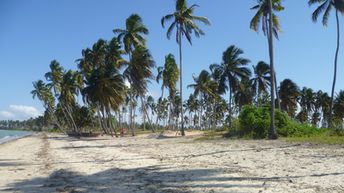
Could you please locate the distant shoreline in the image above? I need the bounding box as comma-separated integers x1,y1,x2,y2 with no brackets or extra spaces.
0,129,34,145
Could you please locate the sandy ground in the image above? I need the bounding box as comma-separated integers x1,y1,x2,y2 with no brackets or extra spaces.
1,131,344,193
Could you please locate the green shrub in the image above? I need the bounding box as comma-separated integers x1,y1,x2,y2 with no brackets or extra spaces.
238,105,275,139
237,105,322,139
278,121,321,137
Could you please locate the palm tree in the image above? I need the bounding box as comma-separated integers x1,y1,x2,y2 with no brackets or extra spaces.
45,60,64,95
79,38,126,136
333,90,344,124
297,87,315,123
318,92,331,127
234,77,254,113
188,70,216,129
308,0,344,128
114,14,153,133
157,54,180,99
82,64,126,136
59,70,81,133
146,96,155,124
161,0,210,136
279,79,300,118
31,80,64,132
44,60,77,131
250,0,284,139
210,45,251,128
123,45,155,135
250,61,271,106
113,14,148,57
157,54,180,128
250,0,284,110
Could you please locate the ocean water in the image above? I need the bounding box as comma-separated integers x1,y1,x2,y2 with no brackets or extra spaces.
0,130,32,144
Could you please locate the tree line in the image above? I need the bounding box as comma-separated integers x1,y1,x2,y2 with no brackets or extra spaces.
29,0,344,138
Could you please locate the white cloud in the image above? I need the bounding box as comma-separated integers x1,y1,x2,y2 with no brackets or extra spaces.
0,105,42,120
0,111,15,119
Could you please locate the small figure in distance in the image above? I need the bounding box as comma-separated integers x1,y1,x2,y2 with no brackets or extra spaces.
120,128,126,137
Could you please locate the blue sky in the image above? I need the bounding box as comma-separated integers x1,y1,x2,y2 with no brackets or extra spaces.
0,0,343,120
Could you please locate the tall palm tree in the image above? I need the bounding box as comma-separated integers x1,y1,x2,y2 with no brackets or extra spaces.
308,0,344,128
114,14,153,133
279,79,300,118
250,0,284,110
210,45,251,128
250,0,284,139
161,0,210,136
250,61,271,106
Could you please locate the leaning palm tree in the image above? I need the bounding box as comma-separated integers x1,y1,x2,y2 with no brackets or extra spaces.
45,60,64,95
210,45,251,128
250,61,271,106
59,70,81,133
31,80,64,132
308,0,344,128
250,0,284,139
161,0,210,136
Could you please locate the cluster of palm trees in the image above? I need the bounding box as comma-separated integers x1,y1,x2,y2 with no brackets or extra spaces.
32,14,155,136
185,56,344,130
31,0,344,138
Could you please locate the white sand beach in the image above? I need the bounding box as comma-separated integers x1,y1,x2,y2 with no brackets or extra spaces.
1,132,344,193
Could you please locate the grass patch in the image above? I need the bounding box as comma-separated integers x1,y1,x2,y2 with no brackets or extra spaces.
194,130,226,141
287,134,344,145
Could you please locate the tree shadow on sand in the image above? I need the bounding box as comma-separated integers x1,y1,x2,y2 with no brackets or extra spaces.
4,164,344,193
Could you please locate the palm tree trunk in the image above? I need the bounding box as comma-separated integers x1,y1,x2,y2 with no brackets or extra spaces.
140,96,154,132
96,107,104,133
274,72,281,110
65,104,79,133
198,94,202,130
44,104,65,134
130,95,135,136
212,98,216,129
268,0,278,139
61,105,75,132
179,28,185,136
107,110,118,137
328,10,340,128
228,79,232,128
